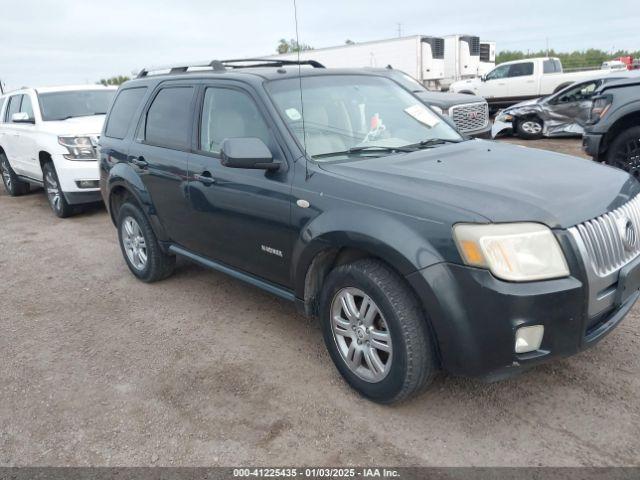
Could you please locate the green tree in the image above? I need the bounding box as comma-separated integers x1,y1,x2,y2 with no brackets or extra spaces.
98,75,130,86
276,38,314,54
345,39,355,45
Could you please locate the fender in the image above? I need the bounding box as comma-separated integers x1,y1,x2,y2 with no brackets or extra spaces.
106,161,170,242
291,206,447,300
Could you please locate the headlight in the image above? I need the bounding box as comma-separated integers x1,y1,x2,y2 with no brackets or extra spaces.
496,113,514,122
589,95,612,123
430,106,445,115
58,136,97,161
453,223,569,282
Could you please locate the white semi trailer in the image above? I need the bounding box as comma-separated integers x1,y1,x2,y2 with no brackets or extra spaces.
479,41,497,76
269,35,447,90
442,35,482,90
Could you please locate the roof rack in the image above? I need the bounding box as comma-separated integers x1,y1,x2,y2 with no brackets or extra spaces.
136,58,325,78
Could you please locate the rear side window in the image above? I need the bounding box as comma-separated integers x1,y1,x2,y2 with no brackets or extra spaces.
105,87,147,139
145,86,194,150
5,95,22,122
508,62,534,77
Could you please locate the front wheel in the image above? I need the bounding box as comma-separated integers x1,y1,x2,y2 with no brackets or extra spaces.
42,162,73,218
516,117,544,140
606,126,640,177
117,202,175,282
319,259,437,404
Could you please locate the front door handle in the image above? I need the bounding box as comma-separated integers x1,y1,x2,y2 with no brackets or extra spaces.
194,172,216,186
131,156,148,168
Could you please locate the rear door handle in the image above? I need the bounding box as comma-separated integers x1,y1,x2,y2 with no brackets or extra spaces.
194,172,216,186
131,156,148,168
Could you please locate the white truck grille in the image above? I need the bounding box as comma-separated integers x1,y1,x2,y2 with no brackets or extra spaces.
448,102,489,133
569,194,640,277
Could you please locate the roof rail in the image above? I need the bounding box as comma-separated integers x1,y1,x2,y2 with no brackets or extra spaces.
136,58,325,78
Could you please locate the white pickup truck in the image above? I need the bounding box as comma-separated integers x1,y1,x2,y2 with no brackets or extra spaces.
0,85,116,217
449,57,611,109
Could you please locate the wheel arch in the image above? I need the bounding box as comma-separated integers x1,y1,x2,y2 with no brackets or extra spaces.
602,110,640,157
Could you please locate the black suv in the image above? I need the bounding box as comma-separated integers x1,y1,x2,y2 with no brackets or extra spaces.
100,59,639,403
583,77,640,174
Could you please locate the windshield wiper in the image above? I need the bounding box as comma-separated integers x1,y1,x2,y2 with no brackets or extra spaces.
313,145,416,159
405,138,463,149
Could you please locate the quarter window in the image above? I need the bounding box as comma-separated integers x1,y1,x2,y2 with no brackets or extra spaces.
200,87,271,154
145,87,194,149
105,87,147,139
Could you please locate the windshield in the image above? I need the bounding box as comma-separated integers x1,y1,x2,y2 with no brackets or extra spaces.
39,90,116,121
266,75,462,161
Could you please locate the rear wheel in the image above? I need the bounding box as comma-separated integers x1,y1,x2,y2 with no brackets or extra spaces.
0,153,30,196
42,162,73,218
605,126,640,177
319,259,437,404
117,202,175,282
516,116,544,140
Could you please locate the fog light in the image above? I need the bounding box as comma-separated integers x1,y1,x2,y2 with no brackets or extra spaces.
76,180,99,189
515,325,544,353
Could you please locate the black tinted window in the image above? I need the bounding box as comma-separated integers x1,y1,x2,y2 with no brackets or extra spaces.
145,87,194,149
508,62,534,77
200,88,271,153
105,88,147,139
6,95,22,122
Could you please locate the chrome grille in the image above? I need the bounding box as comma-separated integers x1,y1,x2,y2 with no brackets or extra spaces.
569,194,640,277
448,102,489,133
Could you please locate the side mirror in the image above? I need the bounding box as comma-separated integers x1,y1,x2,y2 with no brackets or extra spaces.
12,112,35,124
481,75,487,82
220,137,279,171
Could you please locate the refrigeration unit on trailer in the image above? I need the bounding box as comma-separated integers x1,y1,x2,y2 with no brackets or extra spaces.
269,35,446,88
442,35,481,89
479,41,496,76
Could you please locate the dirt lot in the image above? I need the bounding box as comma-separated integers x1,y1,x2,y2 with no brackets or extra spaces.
1,138,639,467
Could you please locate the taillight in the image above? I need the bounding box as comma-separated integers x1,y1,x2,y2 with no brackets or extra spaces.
590,95,613,123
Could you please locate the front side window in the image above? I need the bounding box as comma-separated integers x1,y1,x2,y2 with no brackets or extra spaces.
486,65,510,80
145,86,194,150
556,81,600,104
200,87,271,154
266,75,461,160
105,87,147,139
508,62,534,77
6,95,22,122
39,90,115,121
20,95,34,119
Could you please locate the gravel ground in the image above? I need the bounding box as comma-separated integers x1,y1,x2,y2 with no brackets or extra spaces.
0,138,639,467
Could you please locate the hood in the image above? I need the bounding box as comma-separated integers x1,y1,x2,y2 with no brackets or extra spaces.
415,91,485,110
319,140,640,228
38,115,106,136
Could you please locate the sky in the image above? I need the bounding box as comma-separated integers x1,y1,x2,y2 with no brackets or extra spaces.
1,0,638,90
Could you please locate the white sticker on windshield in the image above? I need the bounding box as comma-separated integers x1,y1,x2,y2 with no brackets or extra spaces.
286,108,302,121
404,104,440,128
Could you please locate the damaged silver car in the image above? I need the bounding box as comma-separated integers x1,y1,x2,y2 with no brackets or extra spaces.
492,76,627,140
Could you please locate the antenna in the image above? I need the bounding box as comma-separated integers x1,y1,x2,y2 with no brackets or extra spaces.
293,0,310,180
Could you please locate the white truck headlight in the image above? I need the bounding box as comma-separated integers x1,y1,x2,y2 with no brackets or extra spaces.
59,136,97,161
453,223,569,282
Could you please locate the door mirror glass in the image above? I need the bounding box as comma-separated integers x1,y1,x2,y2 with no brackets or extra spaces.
220,137,278,170
12,112,34,123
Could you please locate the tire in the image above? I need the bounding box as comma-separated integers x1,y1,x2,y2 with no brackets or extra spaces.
515,116,544,140
319,259,437,404
0,152,30,196
605,126,640,177
117,202,175,282
42,162,74,218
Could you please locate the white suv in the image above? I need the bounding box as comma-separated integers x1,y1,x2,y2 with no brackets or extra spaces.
0,85,116,217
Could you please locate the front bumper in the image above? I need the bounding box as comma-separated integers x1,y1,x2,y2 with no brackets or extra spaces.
406,255,634,380
52,154,100,194
582,132,604,161
464,122,492,139
491,119,512,138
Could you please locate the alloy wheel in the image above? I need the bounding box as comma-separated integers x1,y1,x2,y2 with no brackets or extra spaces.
613,137,640,177
330,287,393,383
44,170,61,211
1,159,12,191
121,216,148,271
521,121,542,135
